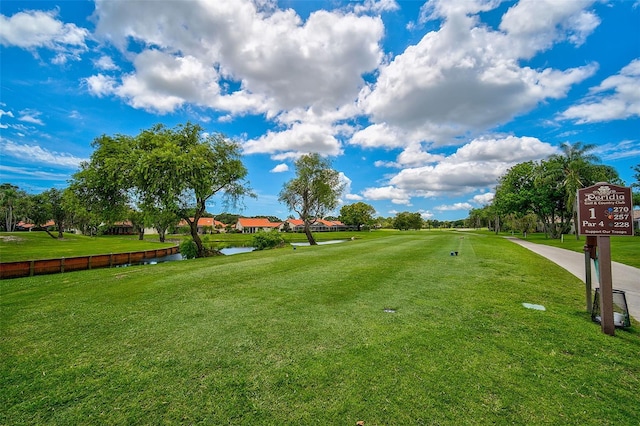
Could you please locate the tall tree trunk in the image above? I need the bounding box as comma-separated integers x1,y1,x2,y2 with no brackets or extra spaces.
6,207,13,232
157,227,166,242
189,219,205,257
57,222,64,239
304,221,317,245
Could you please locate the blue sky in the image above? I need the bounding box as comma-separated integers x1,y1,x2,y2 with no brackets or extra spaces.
1,0,639,221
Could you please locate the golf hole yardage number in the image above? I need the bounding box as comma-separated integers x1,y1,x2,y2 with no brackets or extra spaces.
578,184,633,236
585,207,631,228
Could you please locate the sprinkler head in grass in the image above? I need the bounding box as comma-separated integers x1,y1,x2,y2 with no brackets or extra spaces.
522,303,545,311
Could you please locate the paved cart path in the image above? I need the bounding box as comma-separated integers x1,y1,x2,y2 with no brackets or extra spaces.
506,237,640,322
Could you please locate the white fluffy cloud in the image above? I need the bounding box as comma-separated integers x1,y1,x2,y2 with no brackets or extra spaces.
270,163,289,173
0,109,15,129
17,110,44,126
560,58,640,123
89,0,383,117
471,192,495,205
115,50,221,113
362,186,411,205
499,0,600,55
85,74,117,97
1,140,87,168
94,55,119,71
359,1,597,145
0,9,88,63
243,122,342,157
435,202,474,212
360,135,555,202
449,136,557,163
83,0,602,170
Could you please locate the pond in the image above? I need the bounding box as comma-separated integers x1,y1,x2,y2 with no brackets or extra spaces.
219,247,255,255
122,240,347,267
117,247,255,267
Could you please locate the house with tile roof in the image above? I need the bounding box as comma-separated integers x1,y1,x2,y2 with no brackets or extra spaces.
15,220,56,231
285,218,349,232
178,217,227,234
235,217,283,233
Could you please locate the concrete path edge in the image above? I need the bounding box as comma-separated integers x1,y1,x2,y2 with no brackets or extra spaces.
505,237,640,322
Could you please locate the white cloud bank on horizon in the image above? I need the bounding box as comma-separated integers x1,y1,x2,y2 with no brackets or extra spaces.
1,140,87,168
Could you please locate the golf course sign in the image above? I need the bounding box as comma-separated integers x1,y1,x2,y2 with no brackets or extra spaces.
577,183,633,237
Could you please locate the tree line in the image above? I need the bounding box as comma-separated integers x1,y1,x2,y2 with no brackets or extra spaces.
7,124,633,257
467,143,639,238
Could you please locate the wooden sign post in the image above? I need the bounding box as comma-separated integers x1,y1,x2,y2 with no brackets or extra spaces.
577,183,633,336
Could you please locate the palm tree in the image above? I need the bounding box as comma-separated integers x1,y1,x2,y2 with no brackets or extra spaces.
550,142,599,239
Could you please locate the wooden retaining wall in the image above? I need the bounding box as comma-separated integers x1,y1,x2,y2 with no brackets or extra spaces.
0,246,180,279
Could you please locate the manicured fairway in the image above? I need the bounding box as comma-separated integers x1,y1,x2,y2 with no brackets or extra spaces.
1,232,638,424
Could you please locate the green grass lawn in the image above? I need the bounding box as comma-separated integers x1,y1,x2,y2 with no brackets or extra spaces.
0,232,178,263
1,232,638,424
464,230,640,269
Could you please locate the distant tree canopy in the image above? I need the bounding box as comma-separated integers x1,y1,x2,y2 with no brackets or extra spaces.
489,142,621,238
393,211,423,230
70,122,252,257
340,202,375,231
279,153,344,245
1,183,29,232
214,213,240,226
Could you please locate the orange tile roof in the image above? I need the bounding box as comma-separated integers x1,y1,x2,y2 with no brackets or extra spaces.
178,218,226,227
237,218,281,227
16,220,55,228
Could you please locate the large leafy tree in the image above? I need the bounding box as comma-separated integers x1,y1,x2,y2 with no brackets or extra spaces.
492,149,620,238
127,209,146,241
279,153,344,245
46,188,68,238
70,134,134,225
144,206,179,243
62,187,100,236
71,122,251,257
467,205,493,230
548,142,611,239
27,192,55,238
134,123,252,256
393,211,423,230
339,201,375,231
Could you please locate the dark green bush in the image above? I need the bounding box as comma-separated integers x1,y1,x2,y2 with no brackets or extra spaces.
179,238,198,259
251,230,285,250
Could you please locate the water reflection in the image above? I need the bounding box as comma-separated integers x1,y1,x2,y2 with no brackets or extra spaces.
219,247,255,255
